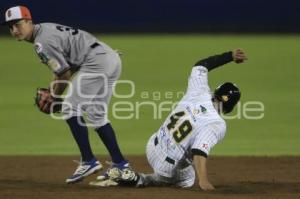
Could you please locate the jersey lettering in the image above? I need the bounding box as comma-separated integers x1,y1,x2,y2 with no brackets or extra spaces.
56,25,79,35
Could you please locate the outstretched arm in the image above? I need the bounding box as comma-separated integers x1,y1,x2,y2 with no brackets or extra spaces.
194,49,247,71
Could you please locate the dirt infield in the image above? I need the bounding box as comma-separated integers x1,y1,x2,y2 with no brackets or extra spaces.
0,156,299,199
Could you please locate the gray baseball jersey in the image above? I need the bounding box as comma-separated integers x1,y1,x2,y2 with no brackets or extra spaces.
32,22,122,128
32,23,106,75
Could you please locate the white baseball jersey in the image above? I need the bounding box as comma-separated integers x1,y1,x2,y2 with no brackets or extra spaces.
146,65,226,180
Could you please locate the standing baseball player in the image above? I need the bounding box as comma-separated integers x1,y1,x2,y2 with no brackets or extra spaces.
91,49,247,190
2,5,132,184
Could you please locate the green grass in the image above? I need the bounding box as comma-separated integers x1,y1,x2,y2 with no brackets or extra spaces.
0,34,299,156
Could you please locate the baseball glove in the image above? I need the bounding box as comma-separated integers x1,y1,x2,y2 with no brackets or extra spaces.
35,88,63,114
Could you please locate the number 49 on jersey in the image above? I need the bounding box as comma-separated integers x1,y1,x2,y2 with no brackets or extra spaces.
167,111,193,143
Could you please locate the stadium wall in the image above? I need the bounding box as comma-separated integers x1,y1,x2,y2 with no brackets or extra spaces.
0,0,299,33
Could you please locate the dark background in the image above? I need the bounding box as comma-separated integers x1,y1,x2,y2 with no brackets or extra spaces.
1,0,300,33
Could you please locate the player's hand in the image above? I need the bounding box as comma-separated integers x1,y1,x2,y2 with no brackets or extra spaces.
35,88,62,114
199,180,215,191
232,48,247,63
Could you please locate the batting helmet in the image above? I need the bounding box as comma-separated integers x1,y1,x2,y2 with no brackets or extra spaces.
214,82,241,114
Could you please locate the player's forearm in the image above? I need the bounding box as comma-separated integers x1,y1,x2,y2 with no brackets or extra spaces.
194,155,209,183
51,70,72,96
194,51,233,71
194,155,215,190
52,81,68,96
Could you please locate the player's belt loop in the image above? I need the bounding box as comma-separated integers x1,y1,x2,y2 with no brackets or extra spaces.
90,42,100,49
154,136,175,165
154,136,158,146
165,157,175,165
